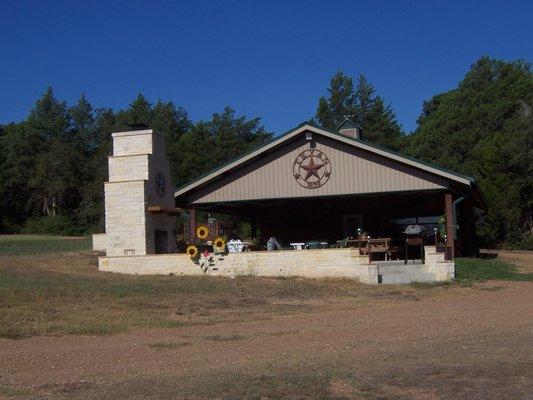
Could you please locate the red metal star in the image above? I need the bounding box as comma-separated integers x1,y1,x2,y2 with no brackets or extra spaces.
300,156,324,181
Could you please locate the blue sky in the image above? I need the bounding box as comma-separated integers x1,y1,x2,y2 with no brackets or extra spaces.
1,0,531,134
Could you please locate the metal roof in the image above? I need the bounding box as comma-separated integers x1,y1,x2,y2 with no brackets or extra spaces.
175,122,477,200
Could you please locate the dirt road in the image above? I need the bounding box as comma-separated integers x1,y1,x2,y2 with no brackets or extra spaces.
1,280,532,399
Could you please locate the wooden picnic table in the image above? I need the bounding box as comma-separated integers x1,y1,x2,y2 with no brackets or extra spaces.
343,237,394,258
367,237,393,261
345,239,365,246
345,238,369,254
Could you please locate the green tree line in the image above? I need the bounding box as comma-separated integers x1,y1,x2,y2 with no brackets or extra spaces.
0,91,271,235
314,57,531,248
0,56,530,247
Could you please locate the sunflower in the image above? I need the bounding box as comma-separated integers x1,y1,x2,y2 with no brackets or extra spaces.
213,237,226,250
186,245,199,258
196,225,209,240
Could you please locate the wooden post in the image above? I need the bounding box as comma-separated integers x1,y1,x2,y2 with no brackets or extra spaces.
188,208,196,243
404,239,408,265
444,193,454,260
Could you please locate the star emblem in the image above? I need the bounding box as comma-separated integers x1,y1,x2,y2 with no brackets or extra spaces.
292,148,332,189
155,172,166,197
300,155,325,181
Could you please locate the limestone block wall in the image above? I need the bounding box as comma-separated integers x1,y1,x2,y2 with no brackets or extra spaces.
424,246,455,281
104,180,147,257
217,249,376,282
113,130,154,156
92,233,107,252
108,154,150,182
99,248,378,283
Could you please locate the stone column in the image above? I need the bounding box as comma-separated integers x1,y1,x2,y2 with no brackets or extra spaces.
444,192,455,260
104,129,176,257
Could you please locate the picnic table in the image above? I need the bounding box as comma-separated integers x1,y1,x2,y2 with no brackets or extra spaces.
289,242,306,250
306,241,329,249
367,238,393,261
345,238,366,246
339,237,396,260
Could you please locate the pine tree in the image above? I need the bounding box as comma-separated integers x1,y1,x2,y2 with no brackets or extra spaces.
354,76,403,147
316,71,355,129
26,88,78,218
123,93,153,128
316,72,403,149
0,122,37,230
27,87,70,139
76,107,115,231
174,108,272,187
70,94,96,151
152,101,191,182
210,107,271,166
407,57,533,245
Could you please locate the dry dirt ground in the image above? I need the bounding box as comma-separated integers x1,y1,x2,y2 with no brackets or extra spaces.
0,253,532,399
491,250,533,274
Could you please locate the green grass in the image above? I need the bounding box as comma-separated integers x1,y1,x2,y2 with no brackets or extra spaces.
4,251,529,340
0,234,92,255
455,257,533,283
1,252,391,339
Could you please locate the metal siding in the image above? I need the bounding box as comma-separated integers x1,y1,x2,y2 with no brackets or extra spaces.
189,136,447,204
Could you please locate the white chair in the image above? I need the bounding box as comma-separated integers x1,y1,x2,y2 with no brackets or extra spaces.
227,239,244,253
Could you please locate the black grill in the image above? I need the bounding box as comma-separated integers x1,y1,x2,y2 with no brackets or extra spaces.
404,224,426,236
404,225,426,264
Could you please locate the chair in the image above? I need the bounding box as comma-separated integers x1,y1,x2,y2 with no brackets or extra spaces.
367,238,391,262
388,245,400,260
267,237,293,251
227,239,244,253
330,237,350,248
306,241,320,249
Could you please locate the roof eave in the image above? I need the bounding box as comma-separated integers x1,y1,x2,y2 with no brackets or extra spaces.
175,123,476,199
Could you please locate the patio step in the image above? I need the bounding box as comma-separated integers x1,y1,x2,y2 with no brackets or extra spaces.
376,263,441,284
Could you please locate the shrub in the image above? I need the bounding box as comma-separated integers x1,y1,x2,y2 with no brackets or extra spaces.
21,215,82,236
510,233,533,251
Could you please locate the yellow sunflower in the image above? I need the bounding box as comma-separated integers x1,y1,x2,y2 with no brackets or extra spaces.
186,245,198,258
214,237,226,250
196,225,209,240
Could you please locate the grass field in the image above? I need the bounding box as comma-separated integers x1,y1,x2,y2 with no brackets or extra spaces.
0,251,379,339
0,250,531,340
0,251,532,399
455,257,533,283
0,235,92,255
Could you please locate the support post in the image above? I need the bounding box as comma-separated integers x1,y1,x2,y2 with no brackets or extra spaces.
445,193,455,260
188,208,196,243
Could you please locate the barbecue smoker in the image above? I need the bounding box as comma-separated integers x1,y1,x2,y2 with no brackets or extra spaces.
404,225,427,264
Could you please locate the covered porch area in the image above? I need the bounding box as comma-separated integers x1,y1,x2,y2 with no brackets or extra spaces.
171,122,484,283
184,188,478,261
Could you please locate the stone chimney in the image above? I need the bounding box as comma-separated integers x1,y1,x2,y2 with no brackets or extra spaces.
103,129,177,257
337,117,361,139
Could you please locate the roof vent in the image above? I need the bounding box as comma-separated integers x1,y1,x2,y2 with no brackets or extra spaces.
337,117,360,139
